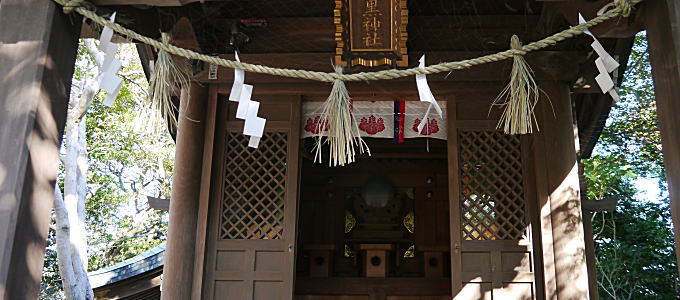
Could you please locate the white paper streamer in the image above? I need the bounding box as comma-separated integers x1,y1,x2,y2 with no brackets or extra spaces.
103,80,122,107
235,84,253,119
99,12,122,107
98,12,116,53
579,13,620,103
229,52,244,102
227,51,267,148
244,101,266,138
415,55,443,133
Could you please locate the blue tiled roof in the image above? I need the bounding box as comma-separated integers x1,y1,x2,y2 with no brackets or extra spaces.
88,242,166,289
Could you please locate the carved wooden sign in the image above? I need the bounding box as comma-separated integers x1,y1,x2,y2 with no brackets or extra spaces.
335,0,408,68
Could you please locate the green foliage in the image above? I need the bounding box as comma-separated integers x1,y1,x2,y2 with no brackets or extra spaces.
40,40,174,298
583,32,679,299
583,154,636,201
597,33,665,182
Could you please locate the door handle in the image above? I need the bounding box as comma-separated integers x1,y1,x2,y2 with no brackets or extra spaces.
287,244,294,252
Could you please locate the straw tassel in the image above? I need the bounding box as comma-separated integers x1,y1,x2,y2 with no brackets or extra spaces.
314,66,369,166
149,32,191,131
491,35,540,135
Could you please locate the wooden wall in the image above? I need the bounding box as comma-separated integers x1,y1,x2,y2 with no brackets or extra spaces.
0,1,80,298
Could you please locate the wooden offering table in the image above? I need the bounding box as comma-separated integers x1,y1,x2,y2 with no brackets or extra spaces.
356,244,396,277
305,244,335,278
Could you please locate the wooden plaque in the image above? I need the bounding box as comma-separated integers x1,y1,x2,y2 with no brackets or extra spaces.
335,0,408,68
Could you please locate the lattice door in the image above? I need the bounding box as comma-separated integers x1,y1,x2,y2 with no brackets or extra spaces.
204,98,301,300
453,130,536,300
220,132,288,240
459,131,526,241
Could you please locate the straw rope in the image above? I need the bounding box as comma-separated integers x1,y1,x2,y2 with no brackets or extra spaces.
55,0,640,83
314,66,369,166
492,35,541,135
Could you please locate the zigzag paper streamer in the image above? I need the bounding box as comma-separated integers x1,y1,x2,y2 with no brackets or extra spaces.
579,13,621,103
227,51,267,148
99,12,123,107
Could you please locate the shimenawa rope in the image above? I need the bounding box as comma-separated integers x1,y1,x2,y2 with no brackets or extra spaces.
55,0,640,83
56,0,639,163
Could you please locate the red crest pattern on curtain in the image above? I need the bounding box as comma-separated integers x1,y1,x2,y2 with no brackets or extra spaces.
359,116,386,135
302,100,447,140
412,118,440,135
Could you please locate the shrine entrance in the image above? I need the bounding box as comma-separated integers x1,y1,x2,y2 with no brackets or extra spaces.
202,95,542,299
295,138,452,299
294,99,540,300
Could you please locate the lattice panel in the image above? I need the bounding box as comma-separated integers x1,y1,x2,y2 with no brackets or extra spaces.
459,131,526,240
220,132,288,240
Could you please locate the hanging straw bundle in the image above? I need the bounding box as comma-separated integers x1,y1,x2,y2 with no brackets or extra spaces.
148,32,191,131
314,66,369,166
491,35,540,135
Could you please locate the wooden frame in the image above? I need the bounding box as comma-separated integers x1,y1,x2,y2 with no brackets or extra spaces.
448,97,541,299
644,0,680,276
188,84,587,299
534,81,589,299
0,2,81,298
191,85,220,300
446,99,464,295
522,136,547,300
201,93,302,299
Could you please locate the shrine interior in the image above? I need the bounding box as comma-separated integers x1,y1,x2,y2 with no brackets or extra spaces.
296,138,452,297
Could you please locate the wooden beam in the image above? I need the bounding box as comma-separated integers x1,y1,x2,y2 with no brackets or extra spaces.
296,277,451,296
202,15,543,53
191,85,219,300
213,81,508,98
147,196,170,211
540,0,644,38
91,0,198,6
644,0,680,275
161,82,208,300
446,99,463,295
581,209,600,300
0,1,81,298
581,199,618,213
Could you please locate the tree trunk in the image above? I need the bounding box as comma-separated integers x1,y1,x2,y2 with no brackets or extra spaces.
54,186,76,299
56,110,94,300
53,39,102,300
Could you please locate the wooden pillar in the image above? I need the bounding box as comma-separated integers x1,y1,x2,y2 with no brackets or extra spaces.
537,82,590,299
161,82,208,300
644,0,680,275
581,209,599,300
0,1,80,299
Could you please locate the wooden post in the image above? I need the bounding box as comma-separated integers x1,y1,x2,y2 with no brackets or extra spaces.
161,82,208,300
0,1,81,298
537,82,590,299
582,209,600,300
644,0,680,275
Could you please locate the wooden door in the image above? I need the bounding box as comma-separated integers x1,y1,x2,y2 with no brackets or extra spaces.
448,105,537,300
203,96,301,300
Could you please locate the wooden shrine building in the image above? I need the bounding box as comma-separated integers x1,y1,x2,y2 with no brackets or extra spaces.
2,0,680,300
